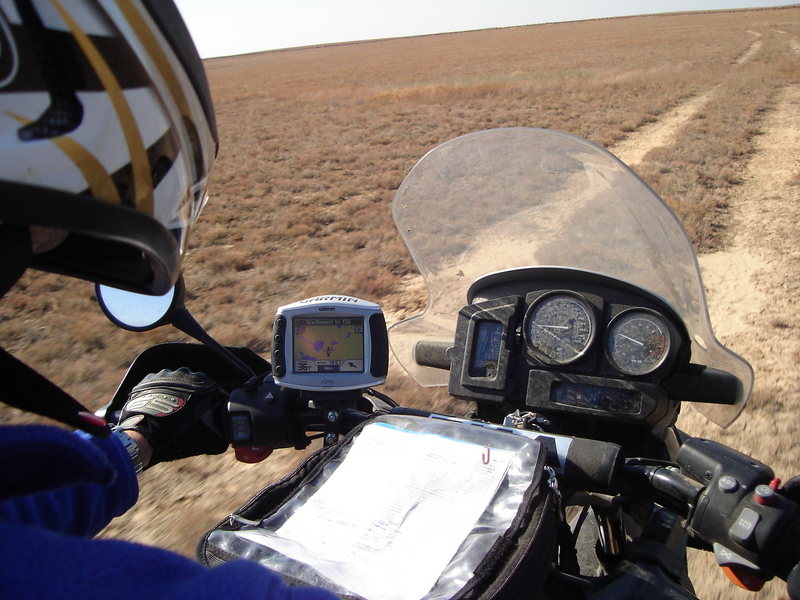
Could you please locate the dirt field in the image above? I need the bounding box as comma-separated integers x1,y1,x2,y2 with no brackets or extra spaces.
3,7,800,599
677,85,800,600
613,73,800,600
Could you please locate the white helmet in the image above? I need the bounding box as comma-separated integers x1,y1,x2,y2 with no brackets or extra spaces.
0,0,217,295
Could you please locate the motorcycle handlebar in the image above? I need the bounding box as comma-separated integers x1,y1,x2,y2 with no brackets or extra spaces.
220,372,627,494
413,340,451,370
625,446,800,589
772,515,800,587
217,370,800,594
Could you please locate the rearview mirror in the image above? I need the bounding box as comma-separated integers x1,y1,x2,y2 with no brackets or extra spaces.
96,277,185,331
95,276,256,381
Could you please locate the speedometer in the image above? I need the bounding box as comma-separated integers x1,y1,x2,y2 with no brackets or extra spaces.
607,310,671,376
525,293,596,365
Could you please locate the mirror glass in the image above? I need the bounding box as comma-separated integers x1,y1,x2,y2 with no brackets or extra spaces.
96,284,176,331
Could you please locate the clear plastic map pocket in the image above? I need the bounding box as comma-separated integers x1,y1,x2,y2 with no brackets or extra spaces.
197,414,556,600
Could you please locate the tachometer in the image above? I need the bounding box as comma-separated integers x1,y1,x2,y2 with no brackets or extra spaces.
607,310,671,376
525,293,596,365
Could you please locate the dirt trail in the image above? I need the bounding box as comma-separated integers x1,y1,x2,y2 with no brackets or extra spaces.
683,83,800,600
609,68,800,600
734,31,764,64
610,29,762,168
610,92,715,166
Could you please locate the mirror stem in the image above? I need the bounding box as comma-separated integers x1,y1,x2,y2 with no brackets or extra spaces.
172,308,257,382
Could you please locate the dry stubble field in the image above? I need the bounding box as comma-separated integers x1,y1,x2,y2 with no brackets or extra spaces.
3,6,800,598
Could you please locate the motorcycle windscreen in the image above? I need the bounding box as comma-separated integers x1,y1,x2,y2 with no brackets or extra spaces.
388,128,752,428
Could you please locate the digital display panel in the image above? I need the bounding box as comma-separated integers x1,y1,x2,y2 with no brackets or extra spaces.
292,317,365,374
469,320,504,378
551,383,642,415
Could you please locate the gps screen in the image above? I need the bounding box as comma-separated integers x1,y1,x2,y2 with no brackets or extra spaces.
292,317,365,374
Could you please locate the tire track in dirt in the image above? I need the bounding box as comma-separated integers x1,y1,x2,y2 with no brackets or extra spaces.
610,92,714,167
734,31,763,65
611,29,764,169
674,82,800,600
609,33,800,596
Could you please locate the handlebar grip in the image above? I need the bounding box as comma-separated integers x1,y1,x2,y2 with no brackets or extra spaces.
557,435,624,494
410,412,624,494
413,340,451,370
774,511,800,584
662,367,742,405
224,377,308,450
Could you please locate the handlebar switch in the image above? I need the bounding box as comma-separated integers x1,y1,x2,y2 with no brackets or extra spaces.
754,483,777,506
679,438,800,581
233,445,273,463
223,375,309,451
713,544,765,592
718,475,739,493
229,414,252,443
678,438,773,549
729,507,760,546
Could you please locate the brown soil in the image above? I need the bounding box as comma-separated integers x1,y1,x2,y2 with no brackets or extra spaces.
679,82,800,600
612,76,800,599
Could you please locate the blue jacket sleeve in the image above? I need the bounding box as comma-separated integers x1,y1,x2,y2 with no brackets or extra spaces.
0,507,340,600
0,427,339,600
0,425,138,537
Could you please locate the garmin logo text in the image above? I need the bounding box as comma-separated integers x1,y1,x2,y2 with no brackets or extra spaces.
301,296,359,304
318,307,335,311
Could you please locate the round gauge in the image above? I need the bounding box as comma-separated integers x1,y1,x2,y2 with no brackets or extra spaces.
607,311,672,376
526,293,596,365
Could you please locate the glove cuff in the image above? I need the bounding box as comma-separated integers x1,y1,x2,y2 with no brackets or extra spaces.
111,426,143,475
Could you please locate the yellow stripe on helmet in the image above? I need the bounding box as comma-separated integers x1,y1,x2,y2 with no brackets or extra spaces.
50,0,154,215
116,0,195,126
7,111,122,204
116,0,211,219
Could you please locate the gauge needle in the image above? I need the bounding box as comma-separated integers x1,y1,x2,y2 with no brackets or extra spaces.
535,324,582,351
620,334,644,346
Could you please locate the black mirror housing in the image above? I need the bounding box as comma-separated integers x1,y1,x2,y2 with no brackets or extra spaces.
96,276,186,332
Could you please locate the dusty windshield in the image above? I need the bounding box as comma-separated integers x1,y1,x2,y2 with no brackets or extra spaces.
388,128,752,427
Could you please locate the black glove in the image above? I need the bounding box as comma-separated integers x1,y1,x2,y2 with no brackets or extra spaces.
118,368,229,468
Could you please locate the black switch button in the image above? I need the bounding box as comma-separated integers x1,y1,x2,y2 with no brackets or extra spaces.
729,507,760,546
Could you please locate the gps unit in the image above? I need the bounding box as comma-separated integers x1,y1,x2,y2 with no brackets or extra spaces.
271,296,388,392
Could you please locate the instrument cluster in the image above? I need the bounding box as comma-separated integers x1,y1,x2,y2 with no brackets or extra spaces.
447,271,687,426
524,291,674,377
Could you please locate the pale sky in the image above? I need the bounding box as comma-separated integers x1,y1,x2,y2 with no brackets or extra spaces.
173,1,795,58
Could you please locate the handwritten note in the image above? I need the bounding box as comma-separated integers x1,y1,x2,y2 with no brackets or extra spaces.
239,422,513,600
